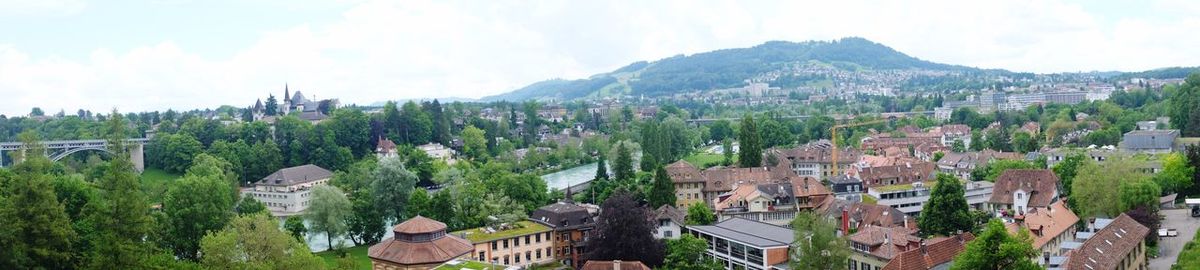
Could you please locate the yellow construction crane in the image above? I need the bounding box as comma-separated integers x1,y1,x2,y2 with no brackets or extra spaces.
830,119,889,176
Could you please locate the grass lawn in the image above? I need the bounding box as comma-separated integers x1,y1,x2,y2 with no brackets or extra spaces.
683,153,733,168
453,221,551,243
316,245,372,270
434,260,504,270
140,168,181,203
861,194,878,205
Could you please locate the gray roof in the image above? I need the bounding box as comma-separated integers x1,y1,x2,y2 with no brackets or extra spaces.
1121,129,1179,150
531,202,594,229
256,164,333,186
299,111,328,121
688,218,793,247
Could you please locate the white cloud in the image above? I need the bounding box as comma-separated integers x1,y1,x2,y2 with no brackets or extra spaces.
0,0,1199,116
0,0,86,16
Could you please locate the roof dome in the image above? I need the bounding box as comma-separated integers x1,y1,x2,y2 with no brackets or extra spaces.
393,216,448,235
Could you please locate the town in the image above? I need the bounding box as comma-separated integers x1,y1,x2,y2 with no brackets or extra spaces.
3,2,1200,270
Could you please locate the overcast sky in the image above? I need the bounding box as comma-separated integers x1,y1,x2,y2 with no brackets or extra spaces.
1,0,1198,116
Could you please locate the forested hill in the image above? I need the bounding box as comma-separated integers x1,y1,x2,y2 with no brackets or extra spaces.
482,37,985,101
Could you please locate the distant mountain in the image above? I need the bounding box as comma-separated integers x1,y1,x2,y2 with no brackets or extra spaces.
482,37,987,101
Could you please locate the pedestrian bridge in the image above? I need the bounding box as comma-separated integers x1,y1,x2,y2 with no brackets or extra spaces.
0,138,149,172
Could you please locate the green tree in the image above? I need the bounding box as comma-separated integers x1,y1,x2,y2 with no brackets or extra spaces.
721,138,734,166
0,155,77,269
162,172,235,260
328,108,372,157
969,131,984,151
1072,157,1150,218
1119,178,1162,213
345,188,385,245
708,120,734,142
1168,73,1200,137
1155,153,1194,195
84,111,157,269
461,125,488,160
685,202,716,225
951,219,1040,270
284,216,308,242
1011,132,1038,153
235,195,267,216
918,173,975,236
371,157,417,223
789,211,849,270
973,159,1037,182
613,142,635,181
595,154,609,181
648,166,676,208
265,94,279,116
663,234,723,270
738,114,762,167
306,185,352,251
407,188,432,218
199,213,325,270
1052,153,1087,197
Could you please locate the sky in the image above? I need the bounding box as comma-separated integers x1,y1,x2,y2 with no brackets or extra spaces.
1,0,1199,116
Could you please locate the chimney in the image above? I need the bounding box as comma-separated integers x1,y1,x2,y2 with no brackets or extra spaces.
613,260,622,270
919,240,928,254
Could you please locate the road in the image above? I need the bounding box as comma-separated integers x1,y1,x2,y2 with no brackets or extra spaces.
1148,209,1199,269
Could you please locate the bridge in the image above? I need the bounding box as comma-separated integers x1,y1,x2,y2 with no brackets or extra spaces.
0,138,149,172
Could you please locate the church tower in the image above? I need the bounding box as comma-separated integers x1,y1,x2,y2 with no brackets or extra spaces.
282,84,292,114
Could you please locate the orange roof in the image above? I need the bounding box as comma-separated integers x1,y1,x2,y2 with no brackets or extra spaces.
393,216,448,234
1004,201,1078,250
368,216,473,266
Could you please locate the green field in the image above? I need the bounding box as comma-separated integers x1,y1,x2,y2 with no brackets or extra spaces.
140,168,181,203
682,153,734,168
316,245,372,270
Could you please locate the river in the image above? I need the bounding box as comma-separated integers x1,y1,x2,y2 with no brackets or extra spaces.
540,162,601,191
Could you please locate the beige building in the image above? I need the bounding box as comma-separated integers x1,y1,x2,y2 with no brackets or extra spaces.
242,164,332,215
454,221,555,268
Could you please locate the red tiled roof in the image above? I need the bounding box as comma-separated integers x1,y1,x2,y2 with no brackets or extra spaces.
581,260,652,270
1004,201,1079,250
368,216,473,266
1066,214,1149,270
882,233,975,270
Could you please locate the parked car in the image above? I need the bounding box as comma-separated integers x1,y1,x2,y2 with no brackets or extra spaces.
1158,228,1179,237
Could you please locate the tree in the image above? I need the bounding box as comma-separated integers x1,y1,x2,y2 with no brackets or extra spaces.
371,157,417,223
613,142,635,181
789,211,849,270
1072,157,1150,218
162,173,235,260
1125,206,1161,246
648,166,677,208
584,191,665,267
199,213,325,270
969,131,984,151
663,234,723,270
685,202,715,225
721,138,734,166
328,108,373,157
738,114,762,167
951,219,1040,270
235,195,267,216
1118,178,1161,214
933,151,946,162
345,188,386,246
1052,153,1086,197
284,216,308,242
30,107,44,116
952,139,966,152
461,125,488,160
1155,153,1194,195
83,111,157,269
708,120,734,142
1168,73,1200,137
0,156,77,269
595,154,609,181
973,159,1037,182
918,173,975,236
407,188,432,218
306,185,352,251
265,94,279,116
1011,132,1039,153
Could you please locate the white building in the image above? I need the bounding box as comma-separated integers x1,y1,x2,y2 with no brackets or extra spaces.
418,143,457,164
653,205,685,239
243,164,333,216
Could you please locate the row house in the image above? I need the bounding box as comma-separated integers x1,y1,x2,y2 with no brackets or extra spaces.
818,198,915,236
935,150,1023,180
770,140,860,180
665,160,794,209
859,136,940,155
454,221,556,268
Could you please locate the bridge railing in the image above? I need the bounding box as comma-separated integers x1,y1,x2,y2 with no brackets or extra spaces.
0,138,149,151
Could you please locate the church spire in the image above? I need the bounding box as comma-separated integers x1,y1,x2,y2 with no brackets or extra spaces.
284,83,290,101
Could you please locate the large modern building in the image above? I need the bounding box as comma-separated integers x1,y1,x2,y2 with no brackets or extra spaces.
1120,129,1179,154
684,218,794,270
368,216,475,270
243,164,333,215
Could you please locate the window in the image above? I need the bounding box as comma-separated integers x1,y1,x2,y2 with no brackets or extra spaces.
503,256,509,265
503,239,509,249
664,231,673,238
537,249,542,259
525,235,531,245
536,233,541,242
479,251,486,260
515,255,521,263
491,242,498,250
526,251,531,261
514,237,520,247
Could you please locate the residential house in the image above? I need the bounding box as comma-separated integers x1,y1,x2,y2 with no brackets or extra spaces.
711,176,832,226
1004,201,1079,262
665,161,794,208
847,226,924,270
684,218,794,270
1064,214,1149,270
368,216,474,270
454,221,555,268
818,198,915,236
936,150,1024,180
829,175,864,202
988,169,1060,216
530,202,595,268
377,137,398,158
853,160,936,188
653,205,686,239
1120,129,1179,154
243,164,333,215
771,140,861,180
913,142,949,162
860,136,940,155
879,233,975,270
418,143,457,164
938,124,972,149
